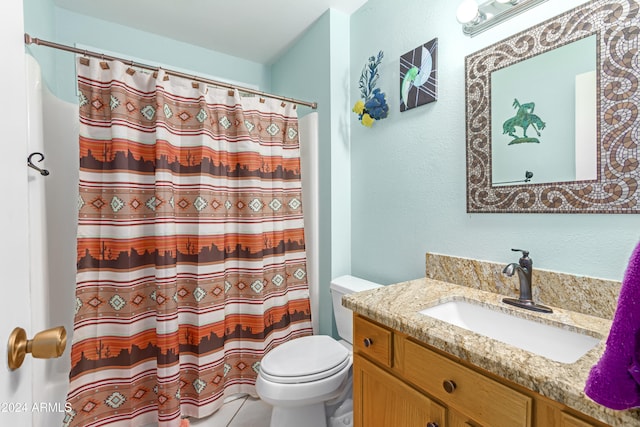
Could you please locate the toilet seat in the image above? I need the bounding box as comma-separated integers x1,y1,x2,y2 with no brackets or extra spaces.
260,335,350,384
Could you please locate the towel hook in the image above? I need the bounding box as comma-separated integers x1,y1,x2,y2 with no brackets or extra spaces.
27,152,50,176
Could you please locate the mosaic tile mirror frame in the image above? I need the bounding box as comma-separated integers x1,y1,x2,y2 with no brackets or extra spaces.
465,0,640,213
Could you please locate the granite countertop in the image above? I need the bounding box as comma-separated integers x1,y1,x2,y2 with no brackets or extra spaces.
343,277,640,427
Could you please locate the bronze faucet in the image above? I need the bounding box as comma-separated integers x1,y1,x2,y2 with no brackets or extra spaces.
502,249,552,313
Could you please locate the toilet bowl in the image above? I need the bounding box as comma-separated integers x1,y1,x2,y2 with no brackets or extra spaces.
256,335,352,426
255,275,382,427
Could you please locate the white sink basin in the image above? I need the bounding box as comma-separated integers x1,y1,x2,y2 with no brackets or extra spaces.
419,300,601,364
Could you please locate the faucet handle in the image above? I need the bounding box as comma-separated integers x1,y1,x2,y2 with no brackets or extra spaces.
511,248,532,270
511,248,529,257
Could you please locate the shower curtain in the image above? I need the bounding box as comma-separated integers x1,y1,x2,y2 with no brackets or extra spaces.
64,58,313,427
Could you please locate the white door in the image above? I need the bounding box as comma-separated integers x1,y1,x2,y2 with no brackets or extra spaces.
0,1,34,425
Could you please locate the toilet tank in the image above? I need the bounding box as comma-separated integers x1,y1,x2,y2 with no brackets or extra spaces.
330,275,382,345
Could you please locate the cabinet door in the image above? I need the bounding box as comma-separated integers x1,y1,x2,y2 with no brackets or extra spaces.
354,353,446,427
560,412,598,427
448,409,483,427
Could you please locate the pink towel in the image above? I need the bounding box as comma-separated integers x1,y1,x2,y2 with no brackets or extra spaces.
585,240,640,410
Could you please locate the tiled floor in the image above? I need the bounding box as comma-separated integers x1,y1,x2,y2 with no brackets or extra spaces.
189,395,272,427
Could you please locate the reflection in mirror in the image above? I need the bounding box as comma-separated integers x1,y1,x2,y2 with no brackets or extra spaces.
465,0,640,213
491,35,597,187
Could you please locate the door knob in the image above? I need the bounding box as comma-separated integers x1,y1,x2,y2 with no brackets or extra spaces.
363,338,373,347
7,326,67,370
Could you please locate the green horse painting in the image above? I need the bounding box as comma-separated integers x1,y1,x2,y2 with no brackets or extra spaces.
502,99,546,145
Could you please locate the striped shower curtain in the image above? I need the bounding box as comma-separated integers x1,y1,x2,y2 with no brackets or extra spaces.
64,58,313,427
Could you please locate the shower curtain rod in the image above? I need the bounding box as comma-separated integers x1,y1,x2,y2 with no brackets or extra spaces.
24,33,318,110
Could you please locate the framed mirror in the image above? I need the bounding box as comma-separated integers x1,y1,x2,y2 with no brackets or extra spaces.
465,0,640,213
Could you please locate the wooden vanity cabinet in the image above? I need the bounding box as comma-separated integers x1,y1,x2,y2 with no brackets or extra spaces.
354,354,446,427
352,314,608,427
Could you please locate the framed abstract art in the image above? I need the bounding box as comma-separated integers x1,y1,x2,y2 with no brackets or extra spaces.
400,38,438,112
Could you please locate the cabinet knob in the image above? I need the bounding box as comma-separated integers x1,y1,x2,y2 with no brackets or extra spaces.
363,337,373,347
442,379,457,393
426,423,439,427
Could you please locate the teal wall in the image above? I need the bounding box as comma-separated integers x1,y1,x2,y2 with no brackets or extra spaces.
23,2,270,103
23,0,56,86
350,0,640,285
271,9,351,337
21,0,640,340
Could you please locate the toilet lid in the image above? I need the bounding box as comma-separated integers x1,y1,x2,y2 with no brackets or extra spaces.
260,335,350,383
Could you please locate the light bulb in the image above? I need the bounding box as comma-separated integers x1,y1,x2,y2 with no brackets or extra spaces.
456,0,479,24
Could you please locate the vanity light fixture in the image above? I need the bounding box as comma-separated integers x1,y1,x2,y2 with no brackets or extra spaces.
457,0,548,37
456,0,485,26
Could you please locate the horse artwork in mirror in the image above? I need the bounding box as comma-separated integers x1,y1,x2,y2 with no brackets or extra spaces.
465,0,640,213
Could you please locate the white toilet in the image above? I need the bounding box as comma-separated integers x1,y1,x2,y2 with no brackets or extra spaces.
255,275,382,427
